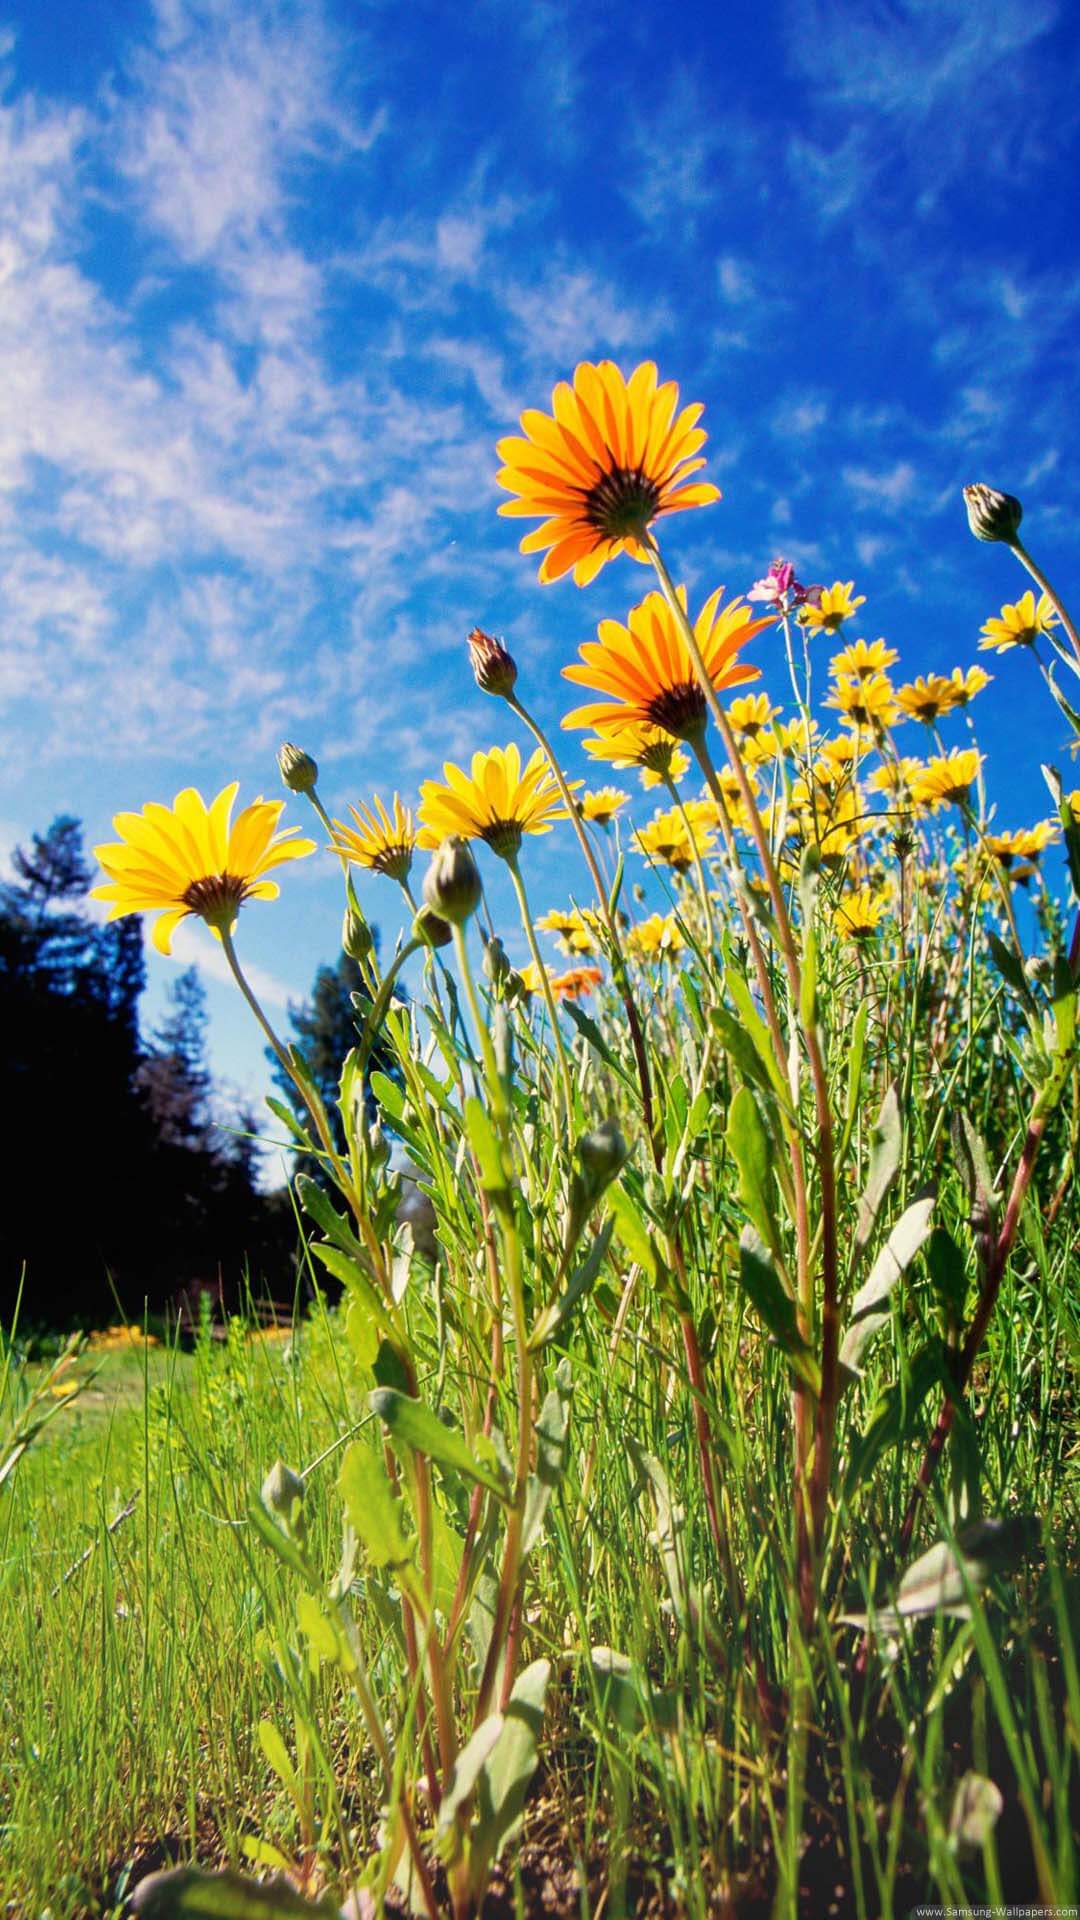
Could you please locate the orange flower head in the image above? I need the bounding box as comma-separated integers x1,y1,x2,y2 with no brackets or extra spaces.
562,586,767,743
496,360,721,586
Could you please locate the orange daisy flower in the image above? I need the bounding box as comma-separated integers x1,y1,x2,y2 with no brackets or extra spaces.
562,586,767,742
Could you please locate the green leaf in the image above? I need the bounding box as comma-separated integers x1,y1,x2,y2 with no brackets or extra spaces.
951,1111,998,1236
986,930,1029,999
470,1659,550,1890
562,1002,634,1088
521,1361,573,1557
926,1225,968,1317
589,1646,681,1734
369,1070,405,1123
840,1195,934,1379
854,1081,902,1249
247,1500,313,1585
265,1097,313,1148
131,1867,336,1918
530,1219,613,1350
463,1096,513,1206
726,1086,779,1256
797,846,821,1030
842,1518,1037,1633
338,1440,412,1569
344,1295,379,1368
605,1181,659,1283
737,1228,819,1391
296,1176,366,1264
257,1720,301,1803
724,971,793,1111
1051,954,1077,1058
309,1244,396,1344
369,1389,508,1501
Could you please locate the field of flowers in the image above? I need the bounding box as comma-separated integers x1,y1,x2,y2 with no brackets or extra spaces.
3,361,1079,1918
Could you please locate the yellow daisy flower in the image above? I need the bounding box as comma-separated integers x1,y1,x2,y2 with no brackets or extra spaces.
562,586,767,742
949,665,991,705
535,907,600,956
814,734,861,786
978,590,1059,653
582,721,690,788
726,692,780,740
829,637,898,679
92,784,316,957
911,750,982,808
496,360,721,586
800,581,866,635
825,673,898,731
417,745,571,860
834,888,888,941
984,822,1058,868
329,794,416,882
627,911,686,960
894,675,962,725
867,758,925,799
578,785,630,825
746,717,818,765
634,805,715,871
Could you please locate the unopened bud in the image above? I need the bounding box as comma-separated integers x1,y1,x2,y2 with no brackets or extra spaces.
578,1119,630,1190
467,627,518,698
422,836,482,925
367,1122,391,1171
261,1458,305,1539
342,907,375,962
412,903,454,949
277,741,319,793
963,483,1022,545
483,934,511,985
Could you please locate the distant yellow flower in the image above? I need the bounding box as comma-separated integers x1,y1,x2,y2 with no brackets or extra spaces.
519,960,553,998
329,794,416,882
984,822,1058,868
800,581,866,635
635,805,715,871
92,784,316,956
627,911,686,960
582,721,690,788
978,590,1059,653
834,888,888,941
814,734,861,786
417,745,571,859
726,692,780,739
830,637,898,679
550,964,604,1001
562,586,767,741
578,785,630,825
867,758,925,800
911,749,982,808
825,673,898,731
787,785,867,867
496,360,721,586
746,717,818,764
894,674,962,724
535,907,599,956
948,665,991,705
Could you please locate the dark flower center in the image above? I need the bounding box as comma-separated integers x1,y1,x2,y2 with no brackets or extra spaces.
583,465,661,539
645,681,707,741
373,844,413,880
181,872,247,921
482,819,524,860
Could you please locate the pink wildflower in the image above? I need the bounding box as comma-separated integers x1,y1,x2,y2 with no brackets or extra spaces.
748,558,808,611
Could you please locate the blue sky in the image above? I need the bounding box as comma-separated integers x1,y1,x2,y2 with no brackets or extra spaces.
2,0,1079,1128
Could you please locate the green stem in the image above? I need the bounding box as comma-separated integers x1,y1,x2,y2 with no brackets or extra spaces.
1011,536,1080,672
505,850,574,1124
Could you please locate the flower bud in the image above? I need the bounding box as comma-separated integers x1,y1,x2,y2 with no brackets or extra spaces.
261,1458,305,1539
577,1118,630,1189
412,903,454,949
367,1122,391,1171
342,907,375,963
277,741,319,793
963,483,1023,545
482,933,511,986
467,627,518,698
422,836,482,925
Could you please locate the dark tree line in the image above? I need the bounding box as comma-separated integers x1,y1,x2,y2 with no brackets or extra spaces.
0,817,299,1328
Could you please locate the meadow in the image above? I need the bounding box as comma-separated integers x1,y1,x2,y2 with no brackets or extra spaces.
3,362,1079,1919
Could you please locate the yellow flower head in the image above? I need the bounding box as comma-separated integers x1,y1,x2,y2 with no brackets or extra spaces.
868,757,925,800
825,672,898,731
562,586,767,742
978,590,1059,653
578,785,630,825
894,674,962,725
92,784,316,956
949,665,991,706
582,721,689,787
814,734,861,787
834,887,888,941
496,360,721,586
417,745,571,861
911,749,982,809
726,691,780,739
830,637,898,679
746,717,818,765
535,907,600,956
984,821,1058,869
634,804,715,871
800,581,866,635
329,794,416,882
627,911,686,960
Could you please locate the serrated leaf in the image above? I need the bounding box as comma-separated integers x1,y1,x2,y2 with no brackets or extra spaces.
338,1441,412,1569
369,1389,508,1500
296,1175,366,1263
855,1081,902,1248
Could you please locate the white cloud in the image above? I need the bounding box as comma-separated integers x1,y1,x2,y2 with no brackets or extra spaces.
842,461,918,512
